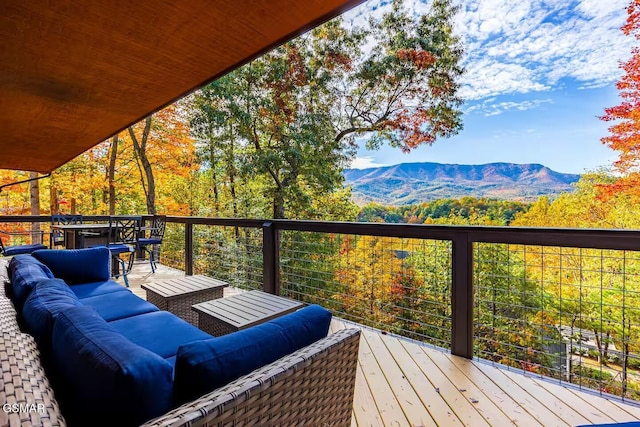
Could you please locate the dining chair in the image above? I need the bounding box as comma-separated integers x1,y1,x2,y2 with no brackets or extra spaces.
103,218,139,287
138,215,166,273
50,214,83,247
0,230,47,256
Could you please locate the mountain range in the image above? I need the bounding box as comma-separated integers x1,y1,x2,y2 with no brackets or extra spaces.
343,162,580,205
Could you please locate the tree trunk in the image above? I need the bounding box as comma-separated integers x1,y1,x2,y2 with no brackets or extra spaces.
623,341,629,397
272,169,297,219
29,172,41,244
594,329,604,365
129,117,156,215
228,123,239,238
209,133,220,215
273,187,285,219
107,134,118,215
50,184,59,215
228,124,238,218
623,318,630,397
603,332,610,365
569,316,577,383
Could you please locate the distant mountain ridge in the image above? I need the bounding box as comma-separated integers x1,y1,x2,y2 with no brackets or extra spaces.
343,162,580,205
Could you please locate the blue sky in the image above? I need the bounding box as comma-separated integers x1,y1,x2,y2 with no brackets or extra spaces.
344,0,634,174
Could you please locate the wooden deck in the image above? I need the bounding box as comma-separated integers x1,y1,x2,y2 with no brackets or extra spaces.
123,260,640,426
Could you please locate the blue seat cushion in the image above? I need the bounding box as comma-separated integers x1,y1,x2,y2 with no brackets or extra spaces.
32,247,111,285
91,243,134,255
173,304,331,404
9,258,55,310
22,278,81,350
109,311,213,359
81,291,158,321
108,243,134,255
69,280,128,299
139,238,162,246
4,243,47,256
52,305,173,427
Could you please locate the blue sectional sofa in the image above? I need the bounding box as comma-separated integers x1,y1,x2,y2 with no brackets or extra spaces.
3,247,359,427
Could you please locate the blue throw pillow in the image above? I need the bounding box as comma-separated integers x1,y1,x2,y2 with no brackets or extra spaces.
52,305,173,426
22,278,81,350
173,304,331,404
32,247,111,285
10,261,54,310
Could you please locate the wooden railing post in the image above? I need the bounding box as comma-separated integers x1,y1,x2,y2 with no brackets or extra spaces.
451,233,473,359
185,221,193,276
262,221,280,295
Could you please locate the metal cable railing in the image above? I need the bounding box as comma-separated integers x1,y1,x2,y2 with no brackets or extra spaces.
4,215,640,400
279,231,452,348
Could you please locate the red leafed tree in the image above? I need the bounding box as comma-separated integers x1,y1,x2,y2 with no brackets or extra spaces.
600,0,640,199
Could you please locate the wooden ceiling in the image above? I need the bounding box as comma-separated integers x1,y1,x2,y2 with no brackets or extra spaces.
0,0,364,173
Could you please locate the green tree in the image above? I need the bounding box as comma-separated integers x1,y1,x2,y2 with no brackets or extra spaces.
190,0,464,219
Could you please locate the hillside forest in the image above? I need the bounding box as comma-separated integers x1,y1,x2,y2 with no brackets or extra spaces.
3,0,640,399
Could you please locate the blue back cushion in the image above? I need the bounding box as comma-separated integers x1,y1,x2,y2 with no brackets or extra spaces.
173,304,331,404
9,256,54,310
22,278,81,350
52,306,173,426
32,247,111,285
8,254,54,277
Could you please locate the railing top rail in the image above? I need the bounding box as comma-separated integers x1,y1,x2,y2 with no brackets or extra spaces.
164,217,640,251
2,215,640,251
165,216,265,228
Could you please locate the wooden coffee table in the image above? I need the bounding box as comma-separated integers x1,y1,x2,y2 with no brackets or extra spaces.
192,290,303,336
141,275,228,326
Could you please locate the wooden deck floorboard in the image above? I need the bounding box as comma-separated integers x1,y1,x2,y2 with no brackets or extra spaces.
126,262,640,427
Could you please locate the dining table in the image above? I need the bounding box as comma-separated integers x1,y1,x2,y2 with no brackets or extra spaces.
50,223,111,249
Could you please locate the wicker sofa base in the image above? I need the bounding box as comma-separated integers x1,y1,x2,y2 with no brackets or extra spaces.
1,261,65,427
0,331,66,427
1,259,361,427
142,327,361,427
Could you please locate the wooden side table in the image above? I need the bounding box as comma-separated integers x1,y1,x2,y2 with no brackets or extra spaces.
192,290,303,336
142,275,228,326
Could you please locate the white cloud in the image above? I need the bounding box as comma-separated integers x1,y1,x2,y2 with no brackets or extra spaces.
344,0,634,101
465,98,553,116
350,156,386,169
461,60,549,99
454,0,633,100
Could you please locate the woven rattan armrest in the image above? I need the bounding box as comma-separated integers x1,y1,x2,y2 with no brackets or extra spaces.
142,327,361,427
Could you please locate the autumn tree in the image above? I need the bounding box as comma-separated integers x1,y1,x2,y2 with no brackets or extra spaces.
51,145,110,215
333,235,403,325
513,174,640,394
191,20,360,219
336,0,463,153
0,171,40,242
191,0,464,219
46,105,196,216
190,78,253,218
599,0,640,200
106,134,119,215
128,117,156,214
120,105,196,215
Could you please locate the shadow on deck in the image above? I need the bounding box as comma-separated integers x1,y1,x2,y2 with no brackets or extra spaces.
121,260,640,426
